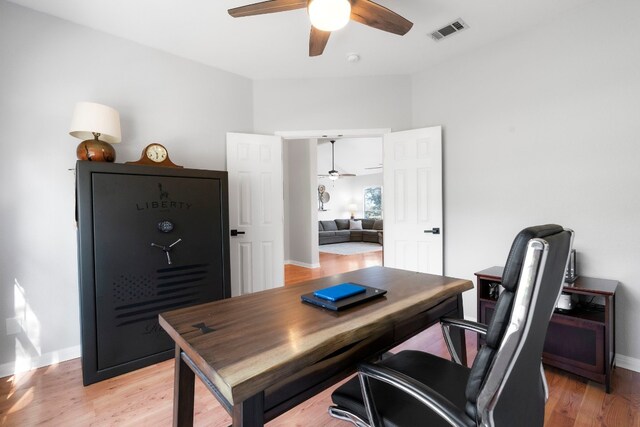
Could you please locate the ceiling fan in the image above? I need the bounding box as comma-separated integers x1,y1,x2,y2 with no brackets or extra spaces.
228,0,413,56
318,140,356,180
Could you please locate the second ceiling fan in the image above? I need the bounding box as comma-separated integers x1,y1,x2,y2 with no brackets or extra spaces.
318,140,355,180
228,0,413,56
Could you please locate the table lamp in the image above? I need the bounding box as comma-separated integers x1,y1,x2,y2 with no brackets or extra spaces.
348,203,357,219
70,101,121,162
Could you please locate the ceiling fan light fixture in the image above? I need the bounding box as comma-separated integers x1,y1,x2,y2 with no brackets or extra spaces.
308,0,351,32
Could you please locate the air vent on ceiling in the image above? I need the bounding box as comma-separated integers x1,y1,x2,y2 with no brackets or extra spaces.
430,18,469,41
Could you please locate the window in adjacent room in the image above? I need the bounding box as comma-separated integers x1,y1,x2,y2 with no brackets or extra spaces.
363,186,382,219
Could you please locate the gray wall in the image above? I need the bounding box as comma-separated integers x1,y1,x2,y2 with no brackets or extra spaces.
412,0,640,365
0,1,252,373
284,139,319,267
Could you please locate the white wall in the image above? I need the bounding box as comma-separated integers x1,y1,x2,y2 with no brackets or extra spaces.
3,0,639,376
253,75,412,134
318,173,383,221
412,0,640,365
0,1,253,374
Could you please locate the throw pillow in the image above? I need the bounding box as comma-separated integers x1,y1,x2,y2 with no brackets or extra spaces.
349,220,363,230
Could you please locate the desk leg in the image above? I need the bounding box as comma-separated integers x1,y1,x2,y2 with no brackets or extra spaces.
232,392,265,427
173,345,195,427
451,294,468,366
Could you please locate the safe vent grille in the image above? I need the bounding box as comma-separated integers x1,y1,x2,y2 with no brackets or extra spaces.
430,18,469,41
113,274,155,304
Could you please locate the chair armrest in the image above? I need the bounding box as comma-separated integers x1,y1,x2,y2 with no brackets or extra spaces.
441,317,488,335
358,362,475,427
440,317,488,365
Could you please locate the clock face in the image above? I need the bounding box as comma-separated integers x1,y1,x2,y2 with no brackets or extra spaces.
146,144,168,163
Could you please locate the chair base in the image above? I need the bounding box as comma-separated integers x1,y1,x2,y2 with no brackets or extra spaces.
329,405,371,427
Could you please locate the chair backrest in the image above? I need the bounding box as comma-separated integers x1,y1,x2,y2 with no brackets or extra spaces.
465,225,573,426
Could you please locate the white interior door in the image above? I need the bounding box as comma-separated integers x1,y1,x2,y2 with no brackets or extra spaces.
226,133,284,296
383,126,443,274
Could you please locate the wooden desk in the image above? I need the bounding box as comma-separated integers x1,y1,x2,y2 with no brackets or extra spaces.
160,266,473,426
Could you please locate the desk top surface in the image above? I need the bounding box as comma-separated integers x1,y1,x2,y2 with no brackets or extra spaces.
159,266,472,405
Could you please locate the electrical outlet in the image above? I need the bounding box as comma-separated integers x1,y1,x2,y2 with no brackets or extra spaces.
6,317,22,335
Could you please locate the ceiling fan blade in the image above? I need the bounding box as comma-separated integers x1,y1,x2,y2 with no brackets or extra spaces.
309,26,331,57
364,166,383,169
340,173,356,176
228,0,307,18
350,0,413,36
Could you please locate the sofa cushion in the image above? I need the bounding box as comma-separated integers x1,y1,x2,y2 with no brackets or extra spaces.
335,219,350,230
360,219,375,229
362,230,379,243
349,220,363,230
350,230,363,241
373,219,383,230
319,221,324,231
335,230,351,237
319,231,336,237
320,220,338,231
320,234,349,245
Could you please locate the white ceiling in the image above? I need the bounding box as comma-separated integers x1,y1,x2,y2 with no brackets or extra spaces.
8,0,592,80
317,137,382,178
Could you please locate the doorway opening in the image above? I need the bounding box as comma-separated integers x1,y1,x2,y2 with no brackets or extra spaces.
316,137,383,265
278,129,388,283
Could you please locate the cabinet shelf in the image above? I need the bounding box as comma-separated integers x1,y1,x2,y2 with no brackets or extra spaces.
475,266,617,393
554,305,605,324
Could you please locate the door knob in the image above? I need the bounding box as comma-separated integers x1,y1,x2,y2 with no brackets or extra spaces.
230,229,246,237
424,227,440,235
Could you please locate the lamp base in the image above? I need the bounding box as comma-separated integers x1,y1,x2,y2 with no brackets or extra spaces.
77,139,116,162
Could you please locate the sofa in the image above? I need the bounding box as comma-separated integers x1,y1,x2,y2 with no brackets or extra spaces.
318,218,383,245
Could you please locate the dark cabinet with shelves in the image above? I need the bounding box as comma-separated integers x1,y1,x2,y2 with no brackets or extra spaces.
475,266,617,392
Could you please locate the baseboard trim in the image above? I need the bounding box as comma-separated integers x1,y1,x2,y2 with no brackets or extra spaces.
616,353,640,373
0,345,81,379
285,260,320,269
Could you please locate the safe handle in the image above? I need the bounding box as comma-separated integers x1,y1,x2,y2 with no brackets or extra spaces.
424,227,441,235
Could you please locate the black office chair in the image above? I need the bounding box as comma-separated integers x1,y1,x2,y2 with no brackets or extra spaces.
329,224,574,427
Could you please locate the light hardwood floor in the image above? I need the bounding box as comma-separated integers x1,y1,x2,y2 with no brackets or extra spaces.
1,251,638,426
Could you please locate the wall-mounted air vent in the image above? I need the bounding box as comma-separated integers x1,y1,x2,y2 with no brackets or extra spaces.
430,18,469,41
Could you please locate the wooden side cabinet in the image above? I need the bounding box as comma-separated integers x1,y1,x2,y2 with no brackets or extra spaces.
475,266,618,392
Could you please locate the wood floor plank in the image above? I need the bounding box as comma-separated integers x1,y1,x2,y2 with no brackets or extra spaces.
573,382,606,427
1,252,639,426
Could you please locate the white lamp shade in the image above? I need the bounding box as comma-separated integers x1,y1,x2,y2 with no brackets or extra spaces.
308,0,351,32
69,101,121,144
